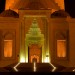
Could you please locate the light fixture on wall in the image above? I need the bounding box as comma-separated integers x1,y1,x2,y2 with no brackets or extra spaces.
45,55,49,63
20,56,25,63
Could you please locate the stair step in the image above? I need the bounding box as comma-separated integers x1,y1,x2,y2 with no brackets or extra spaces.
16,63,53,72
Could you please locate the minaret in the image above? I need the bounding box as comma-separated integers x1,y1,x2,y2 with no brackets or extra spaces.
5,0,64,13
5,0,18,12
5,0,15,10
54,0,65,10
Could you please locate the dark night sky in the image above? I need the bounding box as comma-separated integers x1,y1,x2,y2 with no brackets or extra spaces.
0,0,75,18
65,0,75,18
0,0,5,13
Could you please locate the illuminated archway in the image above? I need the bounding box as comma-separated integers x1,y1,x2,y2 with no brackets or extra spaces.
25,18,44,63
19,16,50,63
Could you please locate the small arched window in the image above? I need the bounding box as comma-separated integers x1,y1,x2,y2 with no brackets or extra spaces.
4,32,13,57
56,31,68,58
57,40,66,57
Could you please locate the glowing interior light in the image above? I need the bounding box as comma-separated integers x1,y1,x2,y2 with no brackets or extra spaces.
4,40,12,57
20,56,25,63
57,40,66,57
13,63,20,72
33,62,36,72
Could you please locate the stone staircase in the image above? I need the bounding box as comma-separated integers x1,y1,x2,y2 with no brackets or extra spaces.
1,63,69,72
36,63,53,72
16,63,53,72
51,63,66,72
16,63,33,72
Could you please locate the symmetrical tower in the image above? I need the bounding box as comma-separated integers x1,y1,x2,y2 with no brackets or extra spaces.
5,0,65,12
54,0,65,9
5,0,14,10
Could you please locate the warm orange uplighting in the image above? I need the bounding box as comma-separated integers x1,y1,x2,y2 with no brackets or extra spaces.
5,0,18,13
29,44,41,63
5,0,14,10
4,40,13,57
31,55,39,63
55,0,64,9
57,40,66,57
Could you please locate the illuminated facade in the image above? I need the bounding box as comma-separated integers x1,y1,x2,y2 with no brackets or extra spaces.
0,0,75,68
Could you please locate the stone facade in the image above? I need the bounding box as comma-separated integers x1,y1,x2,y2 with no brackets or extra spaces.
0,0,75,67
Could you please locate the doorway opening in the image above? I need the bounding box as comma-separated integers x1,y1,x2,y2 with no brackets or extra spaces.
28,44,42,63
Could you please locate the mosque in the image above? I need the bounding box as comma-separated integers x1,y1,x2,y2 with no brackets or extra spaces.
0,0,75,71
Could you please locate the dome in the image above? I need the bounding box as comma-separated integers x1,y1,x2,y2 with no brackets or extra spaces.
14,0,59,10
19,1,46,10
51,10,70,18
0,9,19,18
25,1,45,10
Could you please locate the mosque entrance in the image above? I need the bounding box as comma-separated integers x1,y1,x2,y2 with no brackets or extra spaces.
25,18,45,63
28,44,42,63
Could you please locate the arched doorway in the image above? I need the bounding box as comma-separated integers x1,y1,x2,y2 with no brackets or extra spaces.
31,55,39,63
32,57,37,63
25,18,45,63
28,44,42,63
